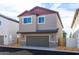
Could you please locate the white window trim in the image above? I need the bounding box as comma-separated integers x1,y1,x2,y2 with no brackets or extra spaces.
22,16,32,24
38,16,45,24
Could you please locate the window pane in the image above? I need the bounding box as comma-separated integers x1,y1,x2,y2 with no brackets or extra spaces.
24,17,32,23
28,18,31,23
39,17,44,23
24,18,28,23
39,18,42,23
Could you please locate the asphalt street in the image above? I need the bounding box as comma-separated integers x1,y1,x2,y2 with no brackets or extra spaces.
0,47,79,55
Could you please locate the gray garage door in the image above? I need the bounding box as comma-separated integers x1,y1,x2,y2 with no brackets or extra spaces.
26,36,49,47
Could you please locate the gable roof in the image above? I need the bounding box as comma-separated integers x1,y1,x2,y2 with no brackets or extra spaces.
17,6,63,28
30,6,58,16
18,6,58,17
17,10,36,17
71,8,79,28
0,14,19,23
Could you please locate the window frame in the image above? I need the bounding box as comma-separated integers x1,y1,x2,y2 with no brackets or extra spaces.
38,16,45,24
22,16,32,24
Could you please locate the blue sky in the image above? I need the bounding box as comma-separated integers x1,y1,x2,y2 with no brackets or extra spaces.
0,0,79,36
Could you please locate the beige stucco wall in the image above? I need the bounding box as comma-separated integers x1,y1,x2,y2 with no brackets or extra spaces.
56,14,63,40
37,14,57,30
19,14,60,32
19,15,37,32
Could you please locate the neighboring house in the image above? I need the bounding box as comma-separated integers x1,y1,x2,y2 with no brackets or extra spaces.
17,6,63,48
0,14,19,45
71,8,79,48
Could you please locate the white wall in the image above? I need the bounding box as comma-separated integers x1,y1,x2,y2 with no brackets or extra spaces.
66,38,77,48
77,31,79,48
0,16,19,45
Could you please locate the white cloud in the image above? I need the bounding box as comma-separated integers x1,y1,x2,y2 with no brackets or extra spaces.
40,3,74,28
55,8,75,27
0,0,41,11
45,4,76,35
49,4,75,27
0,0,42,19
50,3,62,9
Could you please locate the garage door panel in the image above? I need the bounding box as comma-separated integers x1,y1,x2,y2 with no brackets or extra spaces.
26,36,49,47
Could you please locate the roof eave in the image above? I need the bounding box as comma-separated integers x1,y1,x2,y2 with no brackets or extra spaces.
57,12,64,28
17,6,58,17
0,14,19,23
71,9,79,28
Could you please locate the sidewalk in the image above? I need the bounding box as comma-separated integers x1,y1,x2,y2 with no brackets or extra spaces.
0,43,79,53
13,43,79,53
57,47,79,51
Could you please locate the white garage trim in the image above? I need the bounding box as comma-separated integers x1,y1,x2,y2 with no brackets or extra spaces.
26,34,49,36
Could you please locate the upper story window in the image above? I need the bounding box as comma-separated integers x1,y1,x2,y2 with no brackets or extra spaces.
23,17,32,24
38,16,45,24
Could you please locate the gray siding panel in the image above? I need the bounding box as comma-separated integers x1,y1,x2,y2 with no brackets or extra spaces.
26,36,49,47
0,36,4,45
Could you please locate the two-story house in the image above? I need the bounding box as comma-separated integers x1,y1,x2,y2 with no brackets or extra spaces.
71,8,79,48
17,6,63,48
0,14,19,46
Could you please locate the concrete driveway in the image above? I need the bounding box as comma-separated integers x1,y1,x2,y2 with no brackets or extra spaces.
0,46,79,55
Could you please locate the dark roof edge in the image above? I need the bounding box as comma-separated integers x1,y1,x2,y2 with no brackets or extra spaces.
17,6,58,17
17,29,58,34
36,28,59,32
71,8,79,28
0,14,19,23
57,12,63,28
17,10,29,17
30,6,58,13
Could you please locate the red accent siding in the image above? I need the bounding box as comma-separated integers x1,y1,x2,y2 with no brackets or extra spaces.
18,6,57,17
31,7,53,16
18,11,34,16
20,12,33,16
